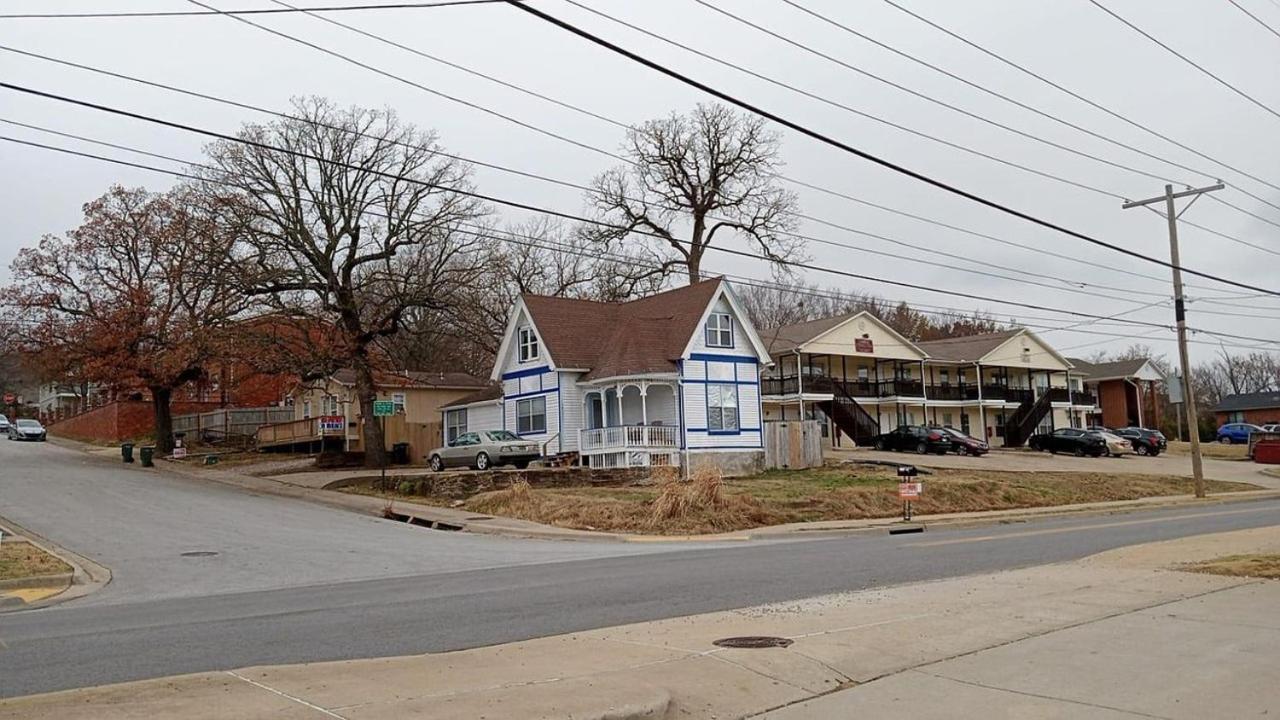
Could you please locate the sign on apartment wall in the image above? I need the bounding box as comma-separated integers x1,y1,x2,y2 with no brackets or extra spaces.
854,338,874,353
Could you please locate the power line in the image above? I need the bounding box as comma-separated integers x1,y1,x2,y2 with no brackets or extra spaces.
1087,0,1280,122
879,0,1280,223
6,127,1276,352
1226,0,1280,40
0,0,499,20
499,0,1280,298
2,100,1276,349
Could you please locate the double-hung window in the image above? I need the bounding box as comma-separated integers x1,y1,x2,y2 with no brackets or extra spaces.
322,395,338,416
707,384,739,432
518,326,539,363
445,408,466,443
516,396,546,434
391,392,406,415
705,313,733,348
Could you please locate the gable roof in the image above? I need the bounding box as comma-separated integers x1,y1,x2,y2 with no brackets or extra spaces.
915,329,1024,363
1066,357,1163,381
330,369,489,390
513,278,758,382
762,310,927,358
1214,391,1280,412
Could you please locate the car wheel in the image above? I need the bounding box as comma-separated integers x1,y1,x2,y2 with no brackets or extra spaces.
1074,447,1086,457
1136,444,1149,456
430,454,444,472
1219,436,1232,444
475,452,490,471
916,442,928,454
874,439,886,451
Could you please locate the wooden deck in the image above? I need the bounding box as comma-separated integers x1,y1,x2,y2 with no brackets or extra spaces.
256,417,322,449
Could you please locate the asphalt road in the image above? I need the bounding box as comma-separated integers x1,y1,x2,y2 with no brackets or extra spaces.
2,439,1278,698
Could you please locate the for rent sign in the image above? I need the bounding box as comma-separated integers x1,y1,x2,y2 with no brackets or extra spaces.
318,415,345,434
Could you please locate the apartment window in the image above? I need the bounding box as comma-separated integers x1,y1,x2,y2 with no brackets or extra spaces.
957,369,966,385
705,313,733,348
518,326,539,363
322,395,338,416
516,396,546,434
445,408,466,442
391,392,407,414
901,366,912,380
857,367,869,381
940,369,950,386
302,400,312,419
707,384,739,432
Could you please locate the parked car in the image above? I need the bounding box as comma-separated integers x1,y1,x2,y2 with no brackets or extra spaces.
8,418,47,441
428,430,541,471
1113,427,1167,456
1028,427,1107,457
1088,430,1133,456
938,427,989,456
0,414,9,433
1260,424,1280,433
1216,423,1263,444
873,425,953,454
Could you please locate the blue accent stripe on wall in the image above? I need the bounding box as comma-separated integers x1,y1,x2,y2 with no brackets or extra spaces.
689,352,758,363
502,365,550,380
504,387,560,401
681,378,758,386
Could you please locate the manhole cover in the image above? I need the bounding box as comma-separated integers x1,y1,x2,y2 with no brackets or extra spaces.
180,551,219,558
712,636,793,649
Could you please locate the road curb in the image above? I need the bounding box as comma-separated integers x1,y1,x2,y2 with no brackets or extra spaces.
0,515,111,610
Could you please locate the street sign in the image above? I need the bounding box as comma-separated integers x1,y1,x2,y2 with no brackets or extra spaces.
318,415,345,433
373,400,395,417
1168,373,1184,405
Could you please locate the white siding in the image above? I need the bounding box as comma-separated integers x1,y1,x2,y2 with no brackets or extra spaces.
499,366,562,452
467,402,503,432
681,357,764,451
687,297,753,357
498,306,556,377
559,372,584,451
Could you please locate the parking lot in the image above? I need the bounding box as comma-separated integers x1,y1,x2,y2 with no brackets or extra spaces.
834,446,1280,488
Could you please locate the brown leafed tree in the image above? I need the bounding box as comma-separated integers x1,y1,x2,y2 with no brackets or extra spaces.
6,185,244,452
202,97,488,466
586,103,802,284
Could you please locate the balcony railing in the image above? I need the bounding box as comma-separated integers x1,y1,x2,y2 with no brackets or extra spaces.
879,379,924,398
1072,391,1098,407
1046,387,1072,403
579,425,679,453
926,383,981,401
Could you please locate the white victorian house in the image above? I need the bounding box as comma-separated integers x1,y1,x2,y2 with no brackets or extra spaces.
441,278,772,474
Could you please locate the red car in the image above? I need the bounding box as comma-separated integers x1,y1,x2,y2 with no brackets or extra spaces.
939,427,989,456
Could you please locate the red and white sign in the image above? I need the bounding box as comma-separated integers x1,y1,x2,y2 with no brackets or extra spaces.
2,393,14,404
897,481,923,500
318,415,345,434
854,338,874,353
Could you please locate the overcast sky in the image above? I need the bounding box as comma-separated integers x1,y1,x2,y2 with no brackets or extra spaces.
3,0,1279,367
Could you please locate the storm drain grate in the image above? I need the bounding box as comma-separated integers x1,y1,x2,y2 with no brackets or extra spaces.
712,636,793,649
180,551,219,558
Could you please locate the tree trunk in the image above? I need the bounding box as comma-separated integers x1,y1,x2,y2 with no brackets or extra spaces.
686,254,702,284
151,386,175,454
353,362,387,468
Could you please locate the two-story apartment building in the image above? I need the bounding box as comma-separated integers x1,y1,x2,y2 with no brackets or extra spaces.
761,315,1099,447
441,278,773,475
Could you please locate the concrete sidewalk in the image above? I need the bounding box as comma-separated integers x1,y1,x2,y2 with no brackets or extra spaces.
5,525,1277,719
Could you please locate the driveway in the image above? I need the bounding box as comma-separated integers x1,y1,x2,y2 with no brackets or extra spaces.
834,446,1279,488
0,439,709,606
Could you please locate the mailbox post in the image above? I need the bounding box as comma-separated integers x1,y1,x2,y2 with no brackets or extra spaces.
897,465,922,521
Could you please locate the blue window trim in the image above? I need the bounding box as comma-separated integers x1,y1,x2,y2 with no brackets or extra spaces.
704,380,742,436
686,427,762,433
688,352,758,364
681,378,758,386
513,395,548,436
502,365,550,380
677,360,687,450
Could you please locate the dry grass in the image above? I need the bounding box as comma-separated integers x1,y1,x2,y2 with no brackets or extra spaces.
1165,441,1249,460
458,463,1259,535
0,542,72,581
1181,554,1280,579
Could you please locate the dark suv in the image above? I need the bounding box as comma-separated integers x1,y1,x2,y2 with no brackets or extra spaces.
1113,427,1167,456
873,425,953,455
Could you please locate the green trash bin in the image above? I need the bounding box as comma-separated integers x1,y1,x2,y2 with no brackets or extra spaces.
140,446,155,467
121,443,135,463
391,442,410,465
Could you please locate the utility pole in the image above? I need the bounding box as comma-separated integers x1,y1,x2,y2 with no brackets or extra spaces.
1122,183,1223,499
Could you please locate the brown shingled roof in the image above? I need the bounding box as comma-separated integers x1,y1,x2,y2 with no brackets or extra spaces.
1066,357,1157,380
522,278,724,381
441,383,503,408
762,312,861,355
915,329,1024,363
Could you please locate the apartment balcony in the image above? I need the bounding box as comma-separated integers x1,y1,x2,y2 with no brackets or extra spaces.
926,384,981,401
1071,391,1098,407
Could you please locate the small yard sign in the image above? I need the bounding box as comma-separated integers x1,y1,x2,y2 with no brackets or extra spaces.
318,415,345,433
897,481,922,500
373,400,395,417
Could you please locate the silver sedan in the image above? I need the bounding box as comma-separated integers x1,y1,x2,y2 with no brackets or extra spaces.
428,430,541,471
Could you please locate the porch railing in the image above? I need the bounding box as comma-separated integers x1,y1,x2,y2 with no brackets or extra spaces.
579,425,679,453
1072,391,1098,407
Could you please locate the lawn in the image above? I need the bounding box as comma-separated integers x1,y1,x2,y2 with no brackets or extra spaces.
1181,554,1280,579
357,463,1260,535
1165,441,1249,460
0,542,72,581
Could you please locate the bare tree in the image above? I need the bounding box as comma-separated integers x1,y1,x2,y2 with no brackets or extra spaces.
586,103,802,284
202,98,488,466
6,185,245,451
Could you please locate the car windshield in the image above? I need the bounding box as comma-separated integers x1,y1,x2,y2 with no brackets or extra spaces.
0,414,8,423
485,430,519,442
16,419,40,428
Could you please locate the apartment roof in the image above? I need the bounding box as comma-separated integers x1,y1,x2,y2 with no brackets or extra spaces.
914,329,1023,363
330,369,489,390
763,312,861,355
1065,357,1157,381
522,278,727,382
1214,391,1280,413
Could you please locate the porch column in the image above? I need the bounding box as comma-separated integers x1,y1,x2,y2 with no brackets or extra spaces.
640,383,649,426
977,363,988,440
615,384,624,426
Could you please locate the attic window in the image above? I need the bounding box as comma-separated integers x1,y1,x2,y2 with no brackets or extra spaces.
518,326,539,363
705,313,733,348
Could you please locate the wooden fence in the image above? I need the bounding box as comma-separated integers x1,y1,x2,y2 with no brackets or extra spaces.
173,406,295,441
256,417,322,449
763,420,824,470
